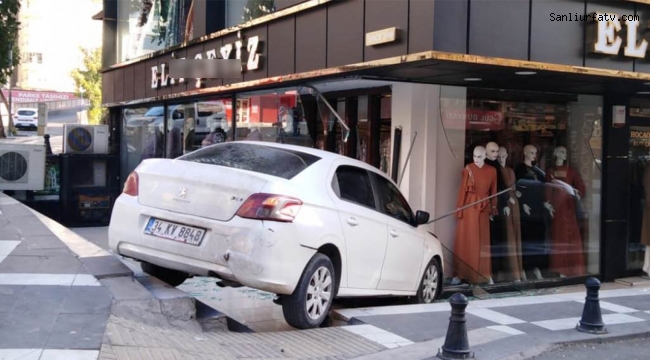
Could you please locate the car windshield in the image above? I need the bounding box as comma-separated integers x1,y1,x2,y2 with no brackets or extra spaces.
144,107,164,117
17,110,35,116
179,143,321,180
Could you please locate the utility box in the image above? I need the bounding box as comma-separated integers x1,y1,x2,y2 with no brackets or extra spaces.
37,102,47,136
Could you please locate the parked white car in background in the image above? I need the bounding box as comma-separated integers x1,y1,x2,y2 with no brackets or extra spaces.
13,108,38,131
108,141,444,329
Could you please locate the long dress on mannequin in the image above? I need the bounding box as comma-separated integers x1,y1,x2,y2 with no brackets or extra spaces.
640,164,650,276
515,163,549,273
501,165,524,281
545,165,586,276
485,158,508,280
454,163,497,284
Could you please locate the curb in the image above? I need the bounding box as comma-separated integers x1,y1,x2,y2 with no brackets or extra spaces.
11,193,257,334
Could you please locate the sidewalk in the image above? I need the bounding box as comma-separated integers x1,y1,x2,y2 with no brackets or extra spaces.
333,280,650,360
0,193,388,360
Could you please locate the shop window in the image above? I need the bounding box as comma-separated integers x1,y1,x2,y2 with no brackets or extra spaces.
116,0,195,62
166,98,233,158
226,0,275,28
435,87,602,287
334,166,376,210
235,88,311,146
121,104,165,180
628,98,650,272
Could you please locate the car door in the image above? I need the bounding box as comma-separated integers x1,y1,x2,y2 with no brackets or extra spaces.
331,163,388,290
371,172,425,292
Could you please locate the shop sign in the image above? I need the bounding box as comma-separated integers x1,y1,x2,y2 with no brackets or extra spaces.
366,27,398,47
151,35,263,89
588,12,647,58
441,109,504,130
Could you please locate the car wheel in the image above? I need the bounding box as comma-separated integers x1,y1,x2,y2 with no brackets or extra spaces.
415,257,442,304
282,253,336,329
141,262,188,287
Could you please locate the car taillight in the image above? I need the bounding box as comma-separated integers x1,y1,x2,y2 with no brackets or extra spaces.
123,171,139,196
235,193,302,222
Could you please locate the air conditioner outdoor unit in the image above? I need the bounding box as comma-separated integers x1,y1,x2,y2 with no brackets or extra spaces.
63,124,109,154
0,142,46,191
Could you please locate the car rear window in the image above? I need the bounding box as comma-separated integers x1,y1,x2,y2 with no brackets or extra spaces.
179,142,321,179
17,110,36,116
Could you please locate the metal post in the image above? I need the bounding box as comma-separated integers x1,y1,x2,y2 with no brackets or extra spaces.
7,50,13,137
438,293,474,360
576,277,607,334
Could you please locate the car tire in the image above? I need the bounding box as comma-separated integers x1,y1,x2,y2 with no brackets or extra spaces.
414,257,442,304
282,253,336,329
141,262,189,287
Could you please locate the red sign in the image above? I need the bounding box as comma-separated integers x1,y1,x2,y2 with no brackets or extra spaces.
1,89,78,103
441,108,504,131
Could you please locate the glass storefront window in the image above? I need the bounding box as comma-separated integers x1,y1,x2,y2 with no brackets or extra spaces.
166,97,234,157
235,88,312,147
117,0,195,62
120,98,232,181
227,0,275,28
628,98,650,272
121,104,165,179
437,87,602,286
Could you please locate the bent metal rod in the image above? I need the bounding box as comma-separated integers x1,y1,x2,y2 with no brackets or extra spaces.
426,186,515,225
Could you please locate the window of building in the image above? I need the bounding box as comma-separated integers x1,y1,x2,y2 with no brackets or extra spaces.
437,86,602,287
226,0,275,28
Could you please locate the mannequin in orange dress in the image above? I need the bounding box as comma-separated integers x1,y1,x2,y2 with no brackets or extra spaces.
498,147,525,282
452,146,497,285
545,146,586,277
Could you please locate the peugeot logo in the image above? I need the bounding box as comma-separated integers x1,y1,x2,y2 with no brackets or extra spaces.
179,187,188,198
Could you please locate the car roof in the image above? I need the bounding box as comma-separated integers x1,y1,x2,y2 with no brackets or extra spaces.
16,108,37,111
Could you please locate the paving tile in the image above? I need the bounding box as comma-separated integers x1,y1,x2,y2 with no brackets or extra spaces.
8,245,73,257
353,311,496,343
39,349,100,360
10,285,70,314
494,301,614,323
46,313,109,349
79,255,133,279
60,286,113,314
601,295,650,311
0,285,25,313
0,309,60,348
18,235,67,250
0,255,44,273
37,256,83,274
0,349,42,360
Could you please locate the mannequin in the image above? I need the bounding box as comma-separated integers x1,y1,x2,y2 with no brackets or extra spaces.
515,144,549,280
452,146,497,285
485,141,509,281
640,162,650,277
498,147,525,282
545,146,586,277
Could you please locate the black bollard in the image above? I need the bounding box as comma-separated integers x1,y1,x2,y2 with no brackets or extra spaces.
438,293,474,360
576,277,607,334
43,134,53,155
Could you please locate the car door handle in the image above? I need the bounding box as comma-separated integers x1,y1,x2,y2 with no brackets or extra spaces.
390,229,398,237
346,217,359,226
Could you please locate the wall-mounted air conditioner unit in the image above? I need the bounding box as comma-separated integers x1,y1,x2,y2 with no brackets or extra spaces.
0,142,46,191
63,124,109,154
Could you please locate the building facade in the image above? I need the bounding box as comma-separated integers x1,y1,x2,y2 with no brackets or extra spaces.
99,0,650,293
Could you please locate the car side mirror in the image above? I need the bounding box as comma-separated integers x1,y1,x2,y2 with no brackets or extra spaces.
415,210,429,226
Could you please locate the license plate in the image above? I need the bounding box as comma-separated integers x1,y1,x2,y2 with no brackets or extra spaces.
144,218,206,246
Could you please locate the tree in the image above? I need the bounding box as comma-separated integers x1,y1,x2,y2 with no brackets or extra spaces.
0,0,21,138
71,48,105,125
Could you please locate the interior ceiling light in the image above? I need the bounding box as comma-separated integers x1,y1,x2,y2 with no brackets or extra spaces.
637,91,650,94
515,71,537,75
644,82,650,85
464,77,482,81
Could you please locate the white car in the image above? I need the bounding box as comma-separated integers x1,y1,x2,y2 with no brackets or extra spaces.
13,108,38,130
108,141,444,329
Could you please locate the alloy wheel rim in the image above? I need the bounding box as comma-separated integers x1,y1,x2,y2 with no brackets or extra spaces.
422,265,438,303
306,266,333,320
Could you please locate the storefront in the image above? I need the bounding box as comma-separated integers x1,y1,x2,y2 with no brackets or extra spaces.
100,0,650,294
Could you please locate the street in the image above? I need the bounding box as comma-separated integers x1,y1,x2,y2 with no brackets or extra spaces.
2,106,83,153
533,336,650,360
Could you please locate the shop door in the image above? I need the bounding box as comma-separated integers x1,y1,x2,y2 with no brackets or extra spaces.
627,126,650,271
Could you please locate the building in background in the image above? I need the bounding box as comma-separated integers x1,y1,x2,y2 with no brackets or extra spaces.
14,0,103,92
